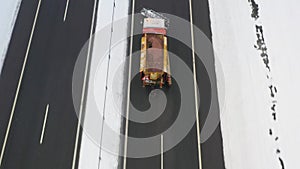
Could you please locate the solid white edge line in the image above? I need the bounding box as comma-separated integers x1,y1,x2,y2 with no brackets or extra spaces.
189,0,203,169
122,0,135,168
71,0,98,168
0,0,42,167
40,104,50,144
161,134,164,169
63,0,70,22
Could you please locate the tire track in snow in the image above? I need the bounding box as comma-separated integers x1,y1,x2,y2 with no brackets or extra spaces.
247,0,285,168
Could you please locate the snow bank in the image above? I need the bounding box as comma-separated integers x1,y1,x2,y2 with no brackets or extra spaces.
78,0,129,169
0,0,22,74
209,0,300,168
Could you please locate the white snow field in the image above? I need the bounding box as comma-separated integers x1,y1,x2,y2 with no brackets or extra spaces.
209,0,300,168
0,0,22,74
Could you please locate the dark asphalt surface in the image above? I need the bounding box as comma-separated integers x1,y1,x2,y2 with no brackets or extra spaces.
0,0,97,168
0,0,224,168
124,0,225,169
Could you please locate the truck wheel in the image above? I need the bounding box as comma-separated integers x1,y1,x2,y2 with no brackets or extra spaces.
168,76,172,86
142,81,146,87
159,79,162,88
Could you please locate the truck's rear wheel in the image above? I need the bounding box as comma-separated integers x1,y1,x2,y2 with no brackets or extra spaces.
167,75,172,86
142,80,146,87
159,78,163,88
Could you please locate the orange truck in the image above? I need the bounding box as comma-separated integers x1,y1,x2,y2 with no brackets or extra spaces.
140,9,171,88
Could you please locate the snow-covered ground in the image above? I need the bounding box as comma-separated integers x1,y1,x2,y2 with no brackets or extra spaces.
0,0,22,74
209,0,300,168
77,0,129,169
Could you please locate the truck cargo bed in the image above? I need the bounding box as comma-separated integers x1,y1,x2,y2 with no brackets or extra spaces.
146,34,164,72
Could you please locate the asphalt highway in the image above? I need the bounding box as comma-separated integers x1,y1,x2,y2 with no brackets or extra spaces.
0,0,98,168
0,0,225,168
123,0,225,168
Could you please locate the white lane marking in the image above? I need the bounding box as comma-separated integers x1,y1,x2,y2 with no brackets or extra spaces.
189,0,203,168
0,0,42,167
123,0,135,168
71,0,98,168
63,0,70,22
161,134,164,169
40,104,49,144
